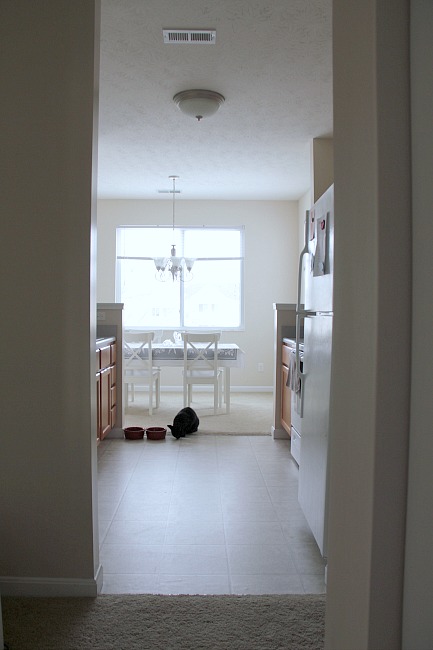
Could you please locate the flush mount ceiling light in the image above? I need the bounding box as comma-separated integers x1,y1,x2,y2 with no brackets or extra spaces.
173,89,225,121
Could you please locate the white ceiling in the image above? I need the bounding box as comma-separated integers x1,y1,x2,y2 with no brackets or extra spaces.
97,0,333,200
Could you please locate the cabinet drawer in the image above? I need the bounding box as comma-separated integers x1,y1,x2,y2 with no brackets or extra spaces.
282,344,293,368
100,345,111,370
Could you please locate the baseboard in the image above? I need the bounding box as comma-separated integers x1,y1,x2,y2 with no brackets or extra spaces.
106,426,124,439
272,426,290,440
0,564,103,597
95,562,104,593
134,386,273,393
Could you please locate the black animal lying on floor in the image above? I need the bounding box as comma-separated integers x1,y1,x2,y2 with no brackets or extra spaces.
168,407,199,439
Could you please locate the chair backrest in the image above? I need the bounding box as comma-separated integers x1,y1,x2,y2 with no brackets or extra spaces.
182,332,221,376
123,331,155,373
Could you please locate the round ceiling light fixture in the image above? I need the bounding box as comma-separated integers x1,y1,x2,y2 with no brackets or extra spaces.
173,89,225,121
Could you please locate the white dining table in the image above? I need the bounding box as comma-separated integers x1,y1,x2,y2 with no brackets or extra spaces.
124,340,245,414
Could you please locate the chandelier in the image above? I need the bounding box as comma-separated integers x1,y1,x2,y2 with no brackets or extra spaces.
153,176,195,282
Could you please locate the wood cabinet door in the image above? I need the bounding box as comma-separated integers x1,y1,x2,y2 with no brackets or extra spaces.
100,367,111,440
110,342,117,365
100,345,111,371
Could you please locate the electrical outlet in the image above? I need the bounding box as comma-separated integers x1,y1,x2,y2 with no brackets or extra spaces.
97,311,106,321
258,362,264,372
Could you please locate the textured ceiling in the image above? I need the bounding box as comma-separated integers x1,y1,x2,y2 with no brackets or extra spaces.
98,0,332,200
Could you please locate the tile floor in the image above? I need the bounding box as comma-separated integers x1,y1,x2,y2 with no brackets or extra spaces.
98,433,326,595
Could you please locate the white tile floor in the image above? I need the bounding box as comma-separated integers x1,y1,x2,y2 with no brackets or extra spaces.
98,433,326,595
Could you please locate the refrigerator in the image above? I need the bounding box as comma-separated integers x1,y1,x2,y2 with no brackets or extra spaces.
296,184,334,558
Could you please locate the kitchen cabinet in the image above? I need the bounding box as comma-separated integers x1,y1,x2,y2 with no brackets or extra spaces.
96,338,117,442
272,303,296,438
110,341,117,428
281,342,292,435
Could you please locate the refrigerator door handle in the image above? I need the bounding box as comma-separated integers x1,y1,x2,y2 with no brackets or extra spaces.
296,210,313,387
296,210,310,315
295,314,303,419
295,314,303,377
295,210,312,418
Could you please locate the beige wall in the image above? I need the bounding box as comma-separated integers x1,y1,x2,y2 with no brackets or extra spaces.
0,1,101,595
2,5,430,644
97,199,299,388
311,138,334,204
402,1,433,647
297,190,311,253
325,0,411,647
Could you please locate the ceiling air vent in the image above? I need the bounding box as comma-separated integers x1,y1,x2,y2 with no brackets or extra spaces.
163,29,216,44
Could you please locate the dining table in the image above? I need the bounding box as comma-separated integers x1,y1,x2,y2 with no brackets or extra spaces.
123,337,245,414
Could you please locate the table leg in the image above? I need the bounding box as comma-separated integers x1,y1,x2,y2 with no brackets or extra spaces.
224,367,231,414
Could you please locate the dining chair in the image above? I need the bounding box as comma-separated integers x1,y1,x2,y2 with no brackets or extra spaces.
181,332,224,415
123,331,161,415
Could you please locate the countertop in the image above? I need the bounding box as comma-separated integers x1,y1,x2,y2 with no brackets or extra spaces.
96,336,116,348
283,337,304,351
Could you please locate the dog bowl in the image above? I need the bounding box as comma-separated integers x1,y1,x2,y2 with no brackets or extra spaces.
123,426,145,440
146,427,167,441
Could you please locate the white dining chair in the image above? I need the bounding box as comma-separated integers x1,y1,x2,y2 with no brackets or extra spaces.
123,331,160,415
182,332,224,415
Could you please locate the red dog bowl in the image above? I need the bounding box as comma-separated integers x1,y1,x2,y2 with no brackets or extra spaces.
123,426,145,440
146,427,167,441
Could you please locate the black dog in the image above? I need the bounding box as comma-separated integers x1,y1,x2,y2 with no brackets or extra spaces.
168,407,199,439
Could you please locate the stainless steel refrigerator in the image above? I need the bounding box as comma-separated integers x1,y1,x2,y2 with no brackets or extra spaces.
296,184,334,558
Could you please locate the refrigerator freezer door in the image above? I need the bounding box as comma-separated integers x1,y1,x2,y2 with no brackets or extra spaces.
298,313,332,557
305,185,334,313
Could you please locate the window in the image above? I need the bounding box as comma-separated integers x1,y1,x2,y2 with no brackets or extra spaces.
116,226,244,330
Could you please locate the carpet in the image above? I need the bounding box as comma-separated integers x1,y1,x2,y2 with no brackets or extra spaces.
2,594,325,650
122,391,274,436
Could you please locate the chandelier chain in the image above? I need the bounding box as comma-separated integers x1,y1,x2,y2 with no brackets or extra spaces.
172,175,176,232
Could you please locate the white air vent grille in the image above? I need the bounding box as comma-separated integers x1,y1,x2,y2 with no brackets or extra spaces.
163,29,216,44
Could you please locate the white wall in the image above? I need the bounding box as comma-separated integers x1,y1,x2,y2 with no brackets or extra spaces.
0,1,101,596
97,199,299,388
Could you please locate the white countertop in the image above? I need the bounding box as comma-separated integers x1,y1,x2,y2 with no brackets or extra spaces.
96,336,116,348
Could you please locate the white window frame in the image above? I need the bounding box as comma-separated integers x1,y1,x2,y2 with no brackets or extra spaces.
115,225,245,331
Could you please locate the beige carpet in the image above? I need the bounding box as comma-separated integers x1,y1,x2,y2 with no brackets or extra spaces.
2,594,325,650
123,391,274,435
